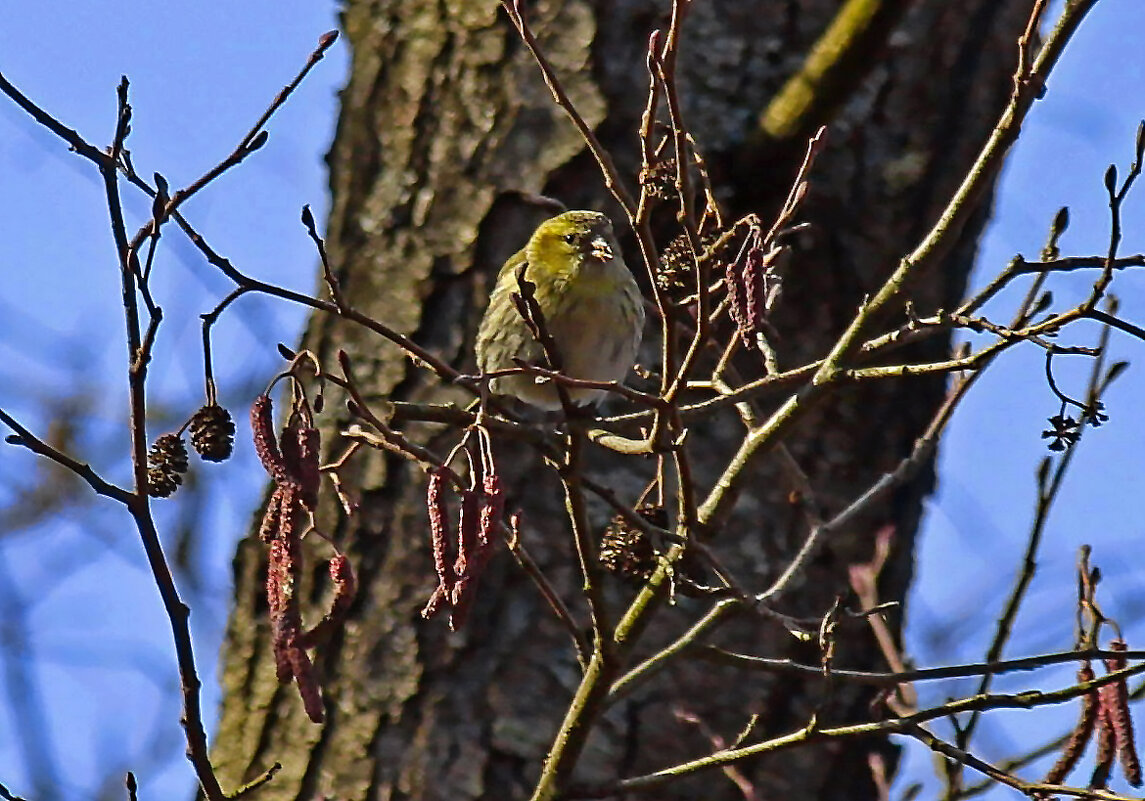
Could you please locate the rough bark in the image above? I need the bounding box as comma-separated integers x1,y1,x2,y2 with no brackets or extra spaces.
212,1,1031,799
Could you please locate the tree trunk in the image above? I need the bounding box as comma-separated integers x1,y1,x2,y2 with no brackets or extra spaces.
212,1,1031,799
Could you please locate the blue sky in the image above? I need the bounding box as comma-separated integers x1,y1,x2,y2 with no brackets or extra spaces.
1,1,1144,799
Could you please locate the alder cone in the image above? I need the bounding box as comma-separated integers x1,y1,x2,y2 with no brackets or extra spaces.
146,433,188,498
189,403,236,462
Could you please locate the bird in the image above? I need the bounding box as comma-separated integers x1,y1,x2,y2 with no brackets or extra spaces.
475,210,644,411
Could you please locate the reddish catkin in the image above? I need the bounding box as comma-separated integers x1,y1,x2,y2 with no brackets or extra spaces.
1043,662,1099,786
276,484,302,548
266,487,305,677
1091,700,1118,790
267,509,326,722
267,537,300,684
266,537,296,618
285,424,321,511
288,646,325,724
422,468,454,620
448,477,503,631
427,468,453,585
741,245,766,344
251,395,290,486
328,553,356,616
252,396,332,723
257,486,285,543
1103,639,1143,786
725,258,746,336
279,421,301,473
297,425,321,511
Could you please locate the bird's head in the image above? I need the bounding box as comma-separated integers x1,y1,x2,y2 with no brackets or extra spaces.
526,210,619,275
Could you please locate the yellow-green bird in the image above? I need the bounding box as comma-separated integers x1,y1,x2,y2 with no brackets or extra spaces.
476,210,644,410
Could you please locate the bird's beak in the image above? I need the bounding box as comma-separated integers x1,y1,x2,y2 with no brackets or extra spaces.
587,235,614,262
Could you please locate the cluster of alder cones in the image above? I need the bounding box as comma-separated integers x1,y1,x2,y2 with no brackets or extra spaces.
146,403,236,497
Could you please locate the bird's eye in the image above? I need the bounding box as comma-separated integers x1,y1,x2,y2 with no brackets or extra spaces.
562,233,577,244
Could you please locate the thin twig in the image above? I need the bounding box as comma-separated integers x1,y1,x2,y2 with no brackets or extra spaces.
506,514,591,668
0,410,133,504
703,647,1145,686
573,661,1145,798
958,301,1116,754
0,783,30,801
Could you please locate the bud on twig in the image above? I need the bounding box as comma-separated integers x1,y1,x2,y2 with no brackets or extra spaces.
151,172,169,223
1052,206,1070,239
246,130,269,153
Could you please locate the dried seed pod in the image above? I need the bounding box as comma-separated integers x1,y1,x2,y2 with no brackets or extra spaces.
146,468,179,499
189,403,236,462
146,433,189,498
599,505,661,582
657,233,694,295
